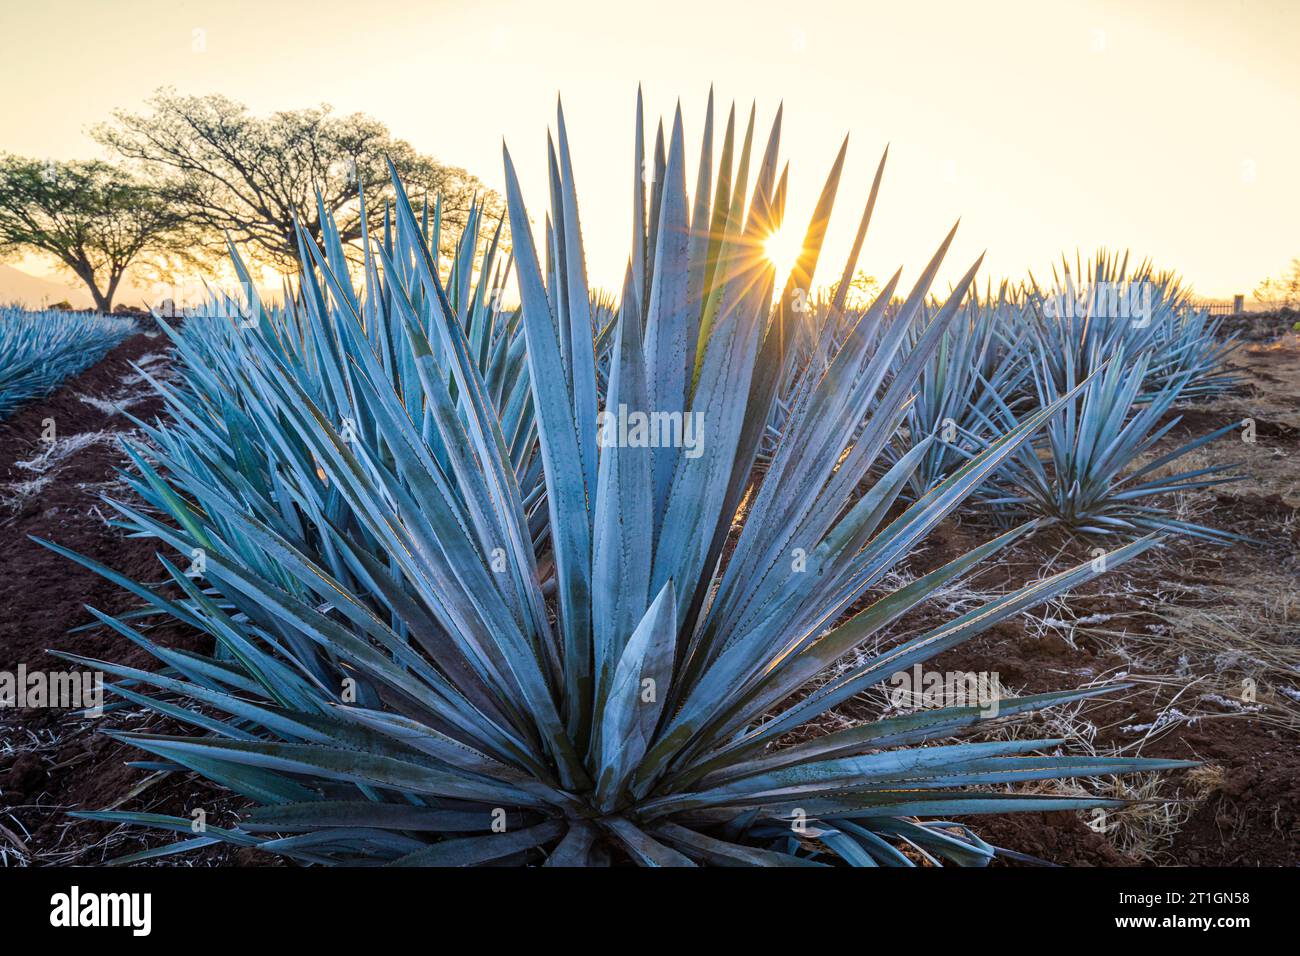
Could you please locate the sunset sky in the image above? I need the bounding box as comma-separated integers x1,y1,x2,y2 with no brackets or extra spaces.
1,0,1297,302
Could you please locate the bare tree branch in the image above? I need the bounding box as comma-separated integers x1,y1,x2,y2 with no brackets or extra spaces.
94,88,503,273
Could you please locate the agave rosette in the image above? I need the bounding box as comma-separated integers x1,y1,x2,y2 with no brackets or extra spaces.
978,338,1246,542
892,254,1243,534
49,93,1191,867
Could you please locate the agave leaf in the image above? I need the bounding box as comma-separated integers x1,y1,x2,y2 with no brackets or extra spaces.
643,106,692,526
594,581,677,809
244,801,538,833
717,534,1164,757
683,87,715,368
110,732,550,807
651,820,826,866
390,820,564,866
543,819,601,867
600,816,696,867
554,100,600,505
502,144,595,750
687,686,1125,791
590,268,654,715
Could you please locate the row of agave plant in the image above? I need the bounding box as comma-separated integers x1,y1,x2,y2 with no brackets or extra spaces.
48,92,1224,866
0,307,136,420
870,258,1244,540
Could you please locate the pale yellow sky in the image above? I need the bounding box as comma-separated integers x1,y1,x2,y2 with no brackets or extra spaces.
1,0,1297,300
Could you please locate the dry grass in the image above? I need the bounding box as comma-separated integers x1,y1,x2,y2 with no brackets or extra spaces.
0,431,137,515
1,705,242,867
774,505,1296,864
1081,570,1300,734
970,687,1208,864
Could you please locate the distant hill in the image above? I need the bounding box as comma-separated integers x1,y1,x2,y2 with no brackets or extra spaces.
0,264,156,311
0,263,92,309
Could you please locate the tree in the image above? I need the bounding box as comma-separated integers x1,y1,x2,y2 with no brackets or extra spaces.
828,268,880,309
0,157,186,313
95,88,500,274
1253,258,1300,310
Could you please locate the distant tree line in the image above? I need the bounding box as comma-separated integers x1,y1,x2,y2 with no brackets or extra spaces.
0,88,500,313
1253,258,1300,311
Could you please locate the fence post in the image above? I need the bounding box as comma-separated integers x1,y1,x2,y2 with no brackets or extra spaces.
1232,294,1244,314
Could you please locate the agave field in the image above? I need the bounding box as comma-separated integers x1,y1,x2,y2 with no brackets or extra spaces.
0,308,136,420
0,94,1297,870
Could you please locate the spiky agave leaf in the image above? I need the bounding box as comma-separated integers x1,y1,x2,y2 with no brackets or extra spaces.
53,95,1192,867
107,197,545,680
756,144,888,463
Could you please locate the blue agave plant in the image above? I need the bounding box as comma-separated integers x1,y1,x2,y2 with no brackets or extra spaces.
875,254,1241,532
48,93,1190,867
1024,251,1238,401
978,339,1246,541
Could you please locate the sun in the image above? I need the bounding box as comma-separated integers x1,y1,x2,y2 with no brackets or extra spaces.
763,227,803,285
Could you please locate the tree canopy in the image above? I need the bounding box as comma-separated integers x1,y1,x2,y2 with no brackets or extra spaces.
96,88,501,273
0,156,185,312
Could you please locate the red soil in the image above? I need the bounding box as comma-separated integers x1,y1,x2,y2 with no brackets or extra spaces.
0,333,244,864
